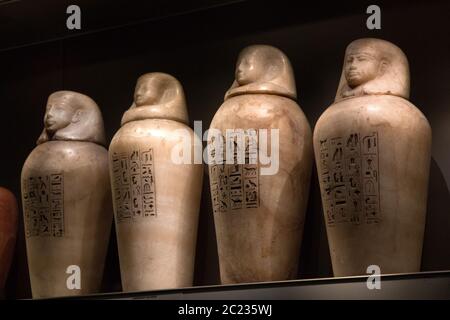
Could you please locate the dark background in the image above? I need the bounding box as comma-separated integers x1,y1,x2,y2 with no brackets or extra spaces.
0,0,449,299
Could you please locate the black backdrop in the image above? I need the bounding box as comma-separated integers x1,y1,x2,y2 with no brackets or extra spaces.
0,0,449,299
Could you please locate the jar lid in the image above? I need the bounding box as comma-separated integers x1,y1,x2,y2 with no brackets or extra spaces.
335,38,410,102
224,45,297,101
121,72,189,126
37,91,106,146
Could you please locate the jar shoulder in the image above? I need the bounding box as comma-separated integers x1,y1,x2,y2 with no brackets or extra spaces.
212,94,311,131
113,119,194,138
315,95,431,135
23,141,108,174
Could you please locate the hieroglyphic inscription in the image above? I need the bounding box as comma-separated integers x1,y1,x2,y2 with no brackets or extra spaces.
112,149,156,223
361,133,380,223
319,132,380,226
210,131,259,214
23,173,64,237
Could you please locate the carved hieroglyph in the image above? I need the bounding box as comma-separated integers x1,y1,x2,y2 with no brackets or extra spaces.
314,38,432,276
21,91,112,298
0,187,18,295
208,45,313,284
109,73,203,291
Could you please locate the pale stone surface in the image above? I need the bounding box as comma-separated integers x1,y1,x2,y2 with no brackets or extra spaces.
208,45,313,284
110,73,203,292
0,187,18,295
314,38,432,276
21,91,112,298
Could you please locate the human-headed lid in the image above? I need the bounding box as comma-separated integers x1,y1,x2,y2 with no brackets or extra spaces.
335,38,410,102
224,45,297,101
37,91,106,146
121,72,189,126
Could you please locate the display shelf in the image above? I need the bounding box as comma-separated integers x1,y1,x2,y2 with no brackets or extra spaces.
55,271,450,300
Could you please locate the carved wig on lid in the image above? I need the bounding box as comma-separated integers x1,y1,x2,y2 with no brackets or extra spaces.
121,72,189,126
37,91,106,146
225,45,297,101
335,38,410,102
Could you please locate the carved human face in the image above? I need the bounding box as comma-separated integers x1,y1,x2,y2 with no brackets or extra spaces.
235,50,266,86
44,97,75,133
345,51,381,88
134,77,161,107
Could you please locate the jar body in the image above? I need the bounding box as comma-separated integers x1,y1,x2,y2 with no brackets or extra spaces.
314,95,432,276
109,119,203,291
0,187,18,293
209,94,313,284
21,141,112,298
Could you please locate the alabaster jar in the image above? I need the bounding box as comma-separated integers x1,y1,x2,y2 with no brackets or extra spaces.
0,187,18,295
314,38,432,276
208,45,313,284
21,91,112,298
109,73,203,292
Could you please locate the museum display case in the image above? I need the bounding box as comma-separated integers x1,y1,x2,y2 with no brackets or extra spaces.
0,0,449,300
